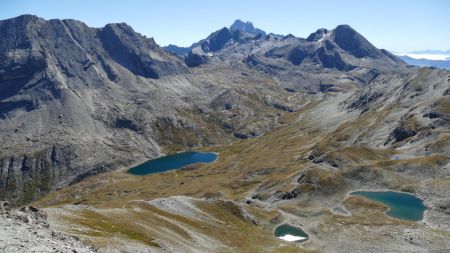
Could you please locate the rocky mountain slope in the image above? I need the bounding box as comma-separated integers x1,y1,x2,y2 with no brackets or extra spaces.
0,15,301,205
1,15,449,252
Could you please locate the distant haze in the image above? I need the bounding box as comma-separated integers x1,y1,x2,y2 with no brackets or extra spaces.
0,0,449,52
394,52,450,61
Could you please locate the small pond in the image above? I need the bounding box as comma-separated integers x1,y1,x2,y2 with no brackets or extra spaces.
127,152,217,175
350,191,427,221
274,224,309,243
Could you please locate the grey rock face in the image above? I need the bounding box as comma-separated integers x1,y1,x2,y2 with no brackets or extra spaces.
0,146,71,205
99,23,188,78
185,51,208,67
201,27,233,53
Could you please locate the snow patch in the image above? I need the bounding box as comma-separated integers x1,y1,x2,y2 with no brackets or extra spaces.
277,234,307,242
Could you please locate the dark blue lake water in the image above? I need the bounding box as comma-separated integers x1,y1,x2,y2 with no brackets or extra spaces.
127,152,217,175
350,191,427,221
274,224,309,243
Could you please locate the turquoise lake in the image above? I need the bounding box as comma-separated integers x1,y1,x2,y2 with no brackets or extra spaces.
274,224,309,243
350,191,427,221
127,152,218,175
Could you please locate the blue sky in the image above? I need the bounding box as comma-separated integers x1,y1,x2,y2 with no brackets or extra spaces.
1,0,449,51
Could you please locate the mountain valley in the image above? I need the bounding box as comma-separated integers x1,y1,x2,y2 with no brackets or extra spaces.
0,15,449,252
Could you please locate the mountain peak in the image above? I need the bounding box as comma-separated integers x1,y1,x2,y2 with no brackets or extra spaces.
230,19,266,36
3,14,40,22
331,24,382,59
306,28,329,42
334,24,355,31
230,19,253,30
200,27,232,52
102,22,140,37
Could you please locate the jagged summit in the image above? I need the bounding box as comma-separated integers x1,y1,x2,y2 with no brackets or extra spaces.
229,19,266,36
164,19,267,57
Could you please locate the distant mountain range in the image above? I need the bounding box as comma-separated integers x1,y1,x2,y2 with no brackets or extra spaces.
407,50,450,55
394,50,450,70
166,19,403,70
397,55,450,70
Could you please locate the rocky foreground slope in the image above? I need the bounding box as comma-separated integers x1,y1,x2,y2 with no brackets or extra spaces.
0,16,449,252
0,202,94,252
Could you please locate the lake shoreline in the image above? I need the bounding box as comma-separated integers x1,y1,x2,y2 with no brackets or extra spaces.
346,190,427,222
127,151,218,176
